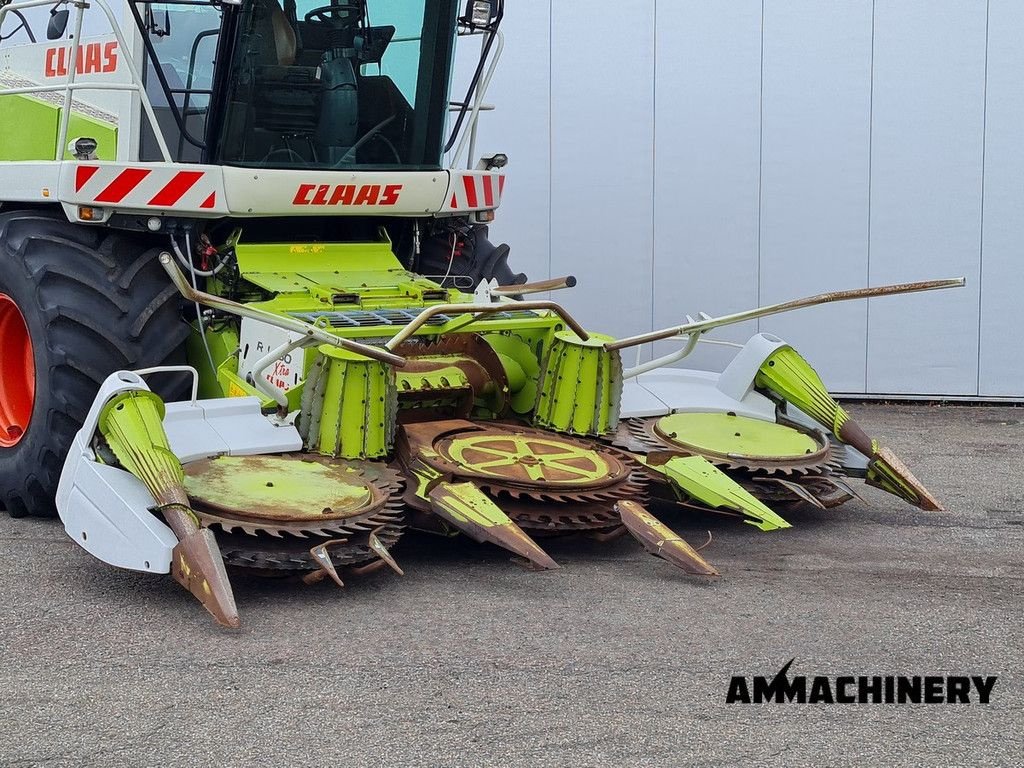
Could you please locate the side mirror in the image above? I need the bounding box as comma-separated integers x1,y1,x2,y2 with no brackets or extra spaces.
47,8,70,40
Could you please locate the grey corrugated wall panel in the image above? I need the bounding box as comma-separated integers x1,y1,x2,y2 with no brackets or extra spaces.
652,1,763,373
979,0,1024,396
462,1,553,284
547,0,655,339
757,0,873,394
466,0,1018,398
866,0,987,395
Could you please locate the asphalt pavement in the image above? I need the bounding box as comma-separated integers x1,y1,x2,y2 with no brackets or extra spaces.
1,404,1021,767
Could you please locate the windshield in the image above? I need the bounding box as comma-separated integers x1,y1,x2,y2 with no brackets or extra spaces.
215,0,459,170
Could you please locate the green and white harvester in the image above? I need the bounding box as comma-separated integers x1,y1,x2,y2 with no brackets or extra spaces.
0,0,961,626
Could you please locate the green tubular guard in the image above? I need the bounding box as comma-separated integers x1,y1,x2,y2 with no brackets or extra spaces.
755,346,849,435
98,390,189,501
755,346,943,511
300,345,396,459
99,390,240,628
533,330,621,436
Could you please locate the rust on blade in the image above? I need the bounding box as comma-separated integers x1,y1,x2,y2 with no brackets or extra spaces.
837,419,942,511
160,495,241,628
428,481,560,570
307,539,347,587
616,500,719,577
171,528,241,628
369,528,405,576
836,419,875,458
867,446,945,512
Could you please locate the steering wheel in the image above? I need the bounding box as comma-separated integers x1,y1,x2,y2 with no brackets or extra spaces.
334,115,398,166
303,3,362,26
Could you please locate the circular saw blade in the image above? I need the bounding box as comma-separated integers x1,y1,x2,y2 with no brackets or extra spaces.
425,423,647,502
408,421,650,530
184,455,404,539
217,523,405,572
621,413,840,476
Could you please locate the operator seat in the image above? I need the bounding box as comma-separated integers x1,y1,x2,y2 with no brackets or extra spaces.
253,0,297,66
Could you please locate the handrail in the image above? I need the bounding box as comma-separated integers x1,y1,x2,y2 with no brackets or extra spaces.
608,277,967,353
449,28,504,169
158,253,407,368
0,0,173,161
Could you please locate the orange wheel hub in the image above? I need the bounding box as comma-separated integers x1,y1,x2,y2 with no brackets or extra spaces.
0,294,34,448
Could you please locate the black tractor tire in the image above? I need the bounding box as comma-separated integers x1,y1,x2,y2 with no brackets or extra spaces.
418,224,528,289
0,209,189,517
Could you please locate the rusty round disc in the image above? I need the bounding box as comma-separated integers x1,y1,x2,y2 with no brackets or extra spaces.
183,455,403,540
430,426,628,491
624,413,838,476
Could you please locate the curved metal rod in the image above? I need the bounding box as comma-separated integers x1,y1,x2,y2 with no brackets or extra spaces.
249,337,309,407
133,365,201,405
624,336,745,380
607,277,966,352
385,300,590,350
623,333,703,380
490,275,577,296
158,253,406,368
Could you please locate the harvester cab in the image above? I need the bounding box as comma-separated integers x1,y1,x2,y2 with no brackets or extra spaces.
135,0,463,171
0,0,963,627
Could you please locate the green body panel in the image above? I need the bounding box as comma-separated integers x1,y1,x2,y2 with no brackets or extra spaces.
66,112,117,160
534,331,621,436
643,454,791,532
193,239,567,438
481,332,542,414
654,412,820,458
0,94,116,161
235,239,454,308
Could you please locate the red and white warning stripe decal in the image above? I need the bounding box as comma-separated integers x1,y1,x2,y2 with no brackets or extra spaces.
62,163,227,213
446,171,505,212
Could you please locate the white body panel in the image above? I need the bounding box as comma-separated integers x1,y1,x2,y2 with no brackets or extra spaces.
619,334,783,423
3,159,505,219
57,370,302,573
221,166,450,217
237,319,306,402
55,371,178,573
164,397,303,463
0,162,61,202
